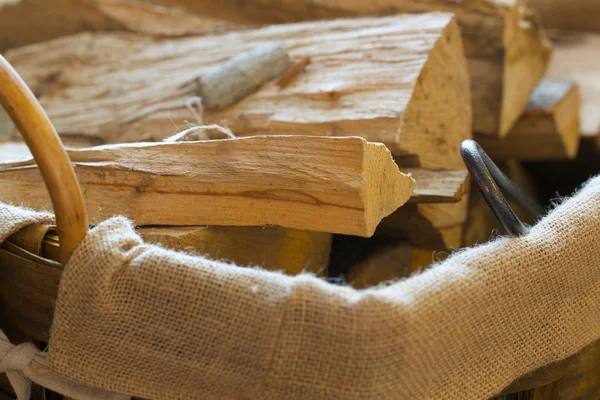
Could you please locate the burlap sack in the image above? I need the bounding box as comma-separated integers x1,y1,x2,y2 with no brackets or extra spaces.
0,204,128,400
43,175,600,399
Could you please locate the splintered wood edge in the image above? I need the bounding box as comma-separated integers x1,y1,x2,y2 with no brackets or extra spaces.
362,141,415,237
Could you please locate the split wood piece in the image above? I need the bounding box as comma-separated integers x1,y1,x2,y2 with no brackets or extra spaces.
0,0,246,51
138,226,331,276
0,141,467,205
545,32,600,140
529,0,600,33
346,243,443,290
5,13,472,169
39,226,332,276
377,197,469,250
149,0,550,137
476,79,581,161
405,168,469,204
0,136,415,237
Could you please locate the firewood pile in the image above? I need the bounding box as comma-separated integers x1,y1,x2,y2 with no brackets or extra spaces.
0,0,598,399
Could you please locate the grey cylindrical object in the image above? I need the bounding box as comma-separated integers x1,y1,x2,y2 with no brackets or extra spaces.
197,42,292,110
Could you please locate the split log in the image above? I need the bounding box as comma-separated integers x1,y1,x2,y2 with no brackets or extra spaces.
149,0,551,137
0,0,246,51
5,13,472,170
346,242,413,289
477,79,581,161
545,32,600,140
378,197,469,250
406,168,469,204
529,0,600,33
0,136,415,237
138,226,331,275
346,243,443,289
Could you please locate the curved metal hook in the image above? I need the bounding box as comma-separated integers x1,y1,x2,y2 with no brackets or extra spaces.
461,139,545,237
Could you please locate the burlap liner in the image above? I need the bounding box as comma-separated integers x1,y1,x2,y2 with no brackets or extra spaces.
37,176,599,399
0,204,128,400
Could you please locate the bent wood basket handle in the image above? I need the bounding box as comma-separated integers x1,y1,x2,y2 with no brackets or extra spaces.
0,55,88,263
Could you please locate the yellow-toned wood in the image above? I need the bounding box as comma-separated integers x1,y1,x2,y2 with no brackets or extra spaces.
379,197,469,250
0,55,87,262
545,32,600,140
477,80,581,161
406,168,469,204
5,14,471,170
346,243,412,289
0,136,414,237
150,0,549,137
0,0,246,51
138,226,332,275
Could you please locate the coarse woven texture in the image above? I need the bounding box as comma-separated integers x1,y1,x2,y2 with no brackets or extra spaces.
48,176,600,399
0,203,53,242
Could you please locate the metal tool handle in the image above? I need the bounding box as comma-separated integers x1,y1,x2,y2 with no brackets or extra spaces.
461,139,544,237
0,54,88,263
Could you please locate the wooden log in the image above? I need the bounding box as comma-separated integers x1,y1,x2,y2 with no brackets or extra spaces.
5,13,472,170
346,242,413,289
476,79,581,161
529,0,600,33
0,0,246,51
0,136,415,237
545,32,600,140
405,168,469,204
345,242,443,289
378,197,469,250
138,226,331,275
149,0,550,137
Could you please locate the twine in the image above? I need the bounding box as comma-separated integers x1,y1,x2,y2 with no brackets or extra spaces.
0,330,129,400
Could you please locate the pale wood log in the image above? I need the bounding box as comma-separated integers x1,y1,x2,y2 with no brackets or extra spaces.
149,0,550,137
138,226,331,275
0,136,415,237
5,13,472,170
545,32,600,140
0,0,246,51
477,79,581,161
0,141,469,205
529,0,600,33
